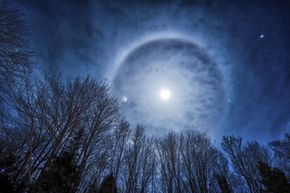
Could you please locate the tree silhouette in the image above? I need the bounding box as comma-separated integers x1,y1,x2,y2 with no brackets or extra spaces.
33,151,80,193
32,128,84,193
269,133,290,177
222,136,270,193
0,2,31,88
98,174,118,193
0,152,20,193
214,174,233,193
257,161,290,193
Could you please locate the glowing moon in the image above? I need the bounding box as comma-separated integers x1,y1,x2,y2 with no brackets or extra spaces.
160,89,171,100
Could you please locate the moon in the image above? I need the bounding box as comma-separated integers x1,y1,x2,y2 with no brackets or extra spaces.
112,38,226,136
160,89,171,101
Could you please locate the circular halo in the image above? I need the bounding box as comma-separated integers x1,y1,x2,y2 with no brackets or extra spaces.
112,38,226,136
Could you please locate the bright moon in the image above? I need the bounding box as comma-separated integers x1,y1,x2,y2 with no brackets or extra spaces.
160,89,171,100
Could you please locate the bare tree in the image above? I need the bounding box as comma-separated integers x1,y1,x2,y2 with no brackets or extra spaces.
157,132,183,193
119,125,157,193
0,2,31,141
0,2,31,89
110,120,131,180
180,131,228,193
269,133,290,177
222,136,270,193
137,138,157,193
0,72,119,192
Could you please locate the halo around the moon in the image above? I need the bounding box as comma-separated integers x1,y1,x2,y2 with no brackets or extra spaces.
112,38,226,136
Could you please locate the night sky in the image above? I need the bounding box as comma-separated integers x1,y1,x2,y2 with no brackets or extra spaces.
9,0,290,143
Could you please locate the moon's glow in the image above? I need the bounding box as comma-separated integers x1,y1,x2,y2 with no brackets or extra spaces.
160,89,171,100
112,38,226,136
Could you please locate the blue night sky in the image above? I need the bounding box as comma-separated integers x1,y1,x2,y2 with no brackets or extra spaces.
9,0,290,143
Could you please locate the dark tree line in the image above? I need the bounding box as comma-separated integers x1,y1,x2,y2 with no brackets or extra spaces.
0,4,289,193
